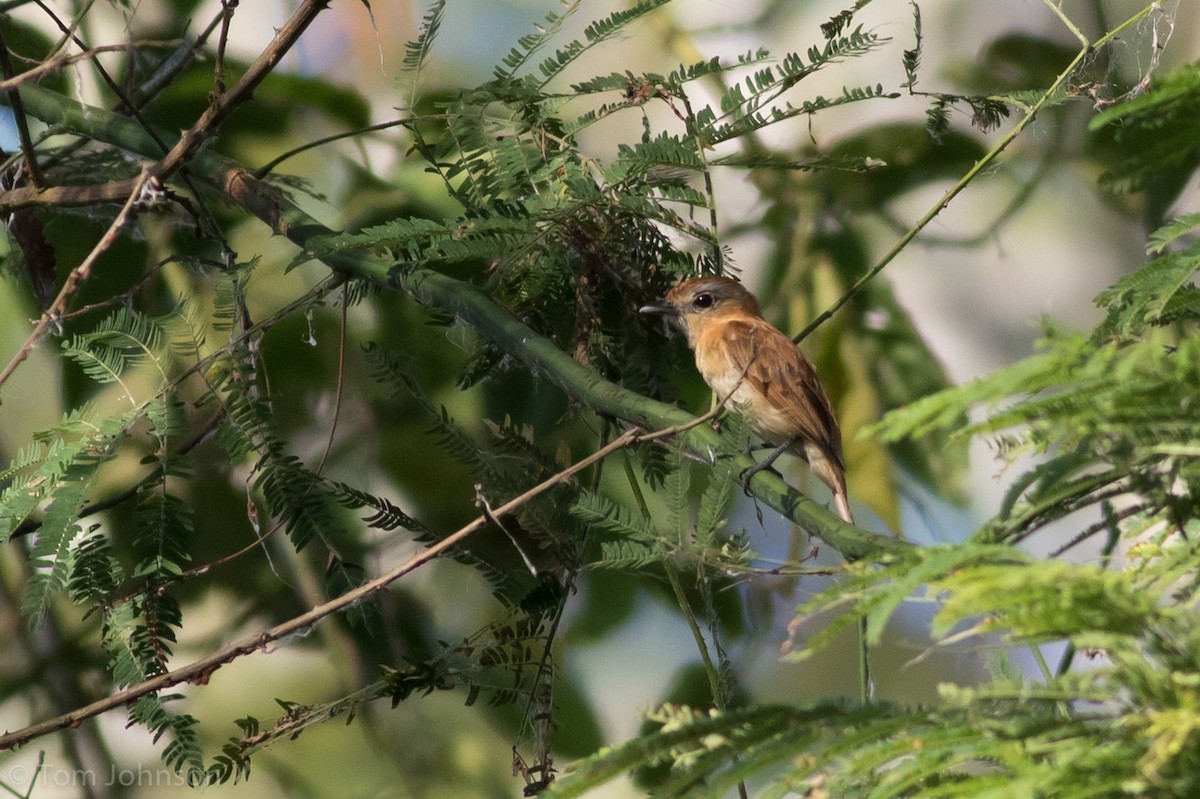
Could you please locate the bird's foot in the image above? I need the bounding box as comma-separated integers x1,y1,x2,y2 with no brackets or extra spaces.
739,460,781,497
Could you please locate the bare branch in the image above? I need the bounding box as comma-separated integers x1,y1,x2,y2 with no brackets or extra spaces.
0,177,143,211
154,0,333,180
0,41,183,92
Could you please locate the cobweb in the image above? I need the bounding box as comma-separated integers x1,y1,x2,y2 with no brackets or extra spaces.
1090,0,1180,109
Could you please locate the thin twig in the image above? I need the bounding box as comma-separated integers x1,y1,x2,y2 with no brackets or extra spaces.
0,41,182,92
0,28,45,185
793,4,1156,343
54,255,226,321
0,177,143,211
666,553,745,799
213,0,238,97
1055,502,1124,676
134,10,227,103
154,0,333,180
1044,0,1091,47
313,286,348,478
33,0,173,157
1049,502,1149,557
254,118,411,178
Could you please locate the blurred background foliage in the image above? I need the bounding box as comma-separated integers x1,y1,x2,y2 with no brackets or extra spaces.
0,0,1198,797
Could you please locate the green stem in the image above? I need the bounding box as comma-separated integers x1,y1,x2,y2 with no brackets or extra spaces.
618,451,725,705
665,567,723,703
1030,643,1069,717
859,615,871,704
620,450,652,519
1030,643,1055,684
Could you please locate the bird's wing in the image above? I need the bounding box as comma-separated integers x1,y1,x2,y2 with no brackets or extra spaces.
719,318,845,469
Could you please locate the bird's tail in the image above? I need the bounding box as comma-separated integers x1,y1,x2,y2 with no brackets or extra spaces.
833,488,854,525
806,445,854,524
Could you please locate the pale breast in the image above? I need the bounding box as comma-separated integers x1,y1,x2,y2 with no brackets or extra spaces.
694,338,793,445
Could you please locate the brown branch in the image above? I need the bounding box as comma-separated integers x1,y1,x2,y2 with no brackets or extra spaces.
0,414,714,751
133,16,225,104
0,169,153,396
213,0,238,97
54,254,225,321
0,177,142,211
154,0,333,180
0,41,183,92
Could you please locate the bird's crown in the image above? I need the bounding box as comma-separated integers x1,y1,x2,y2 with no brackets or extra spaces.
664,276,761,317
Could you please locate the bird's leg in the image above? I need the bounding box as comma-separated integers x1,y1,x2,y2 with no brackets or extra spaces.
740,439,793,497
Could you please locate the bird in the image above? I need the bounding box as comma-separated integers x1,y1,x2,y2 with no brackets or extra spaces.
640,275,854,524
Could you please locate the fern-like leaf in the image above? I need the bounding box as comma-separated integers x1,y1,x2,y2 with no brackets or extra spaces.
571,490,659,544
400,0,444,80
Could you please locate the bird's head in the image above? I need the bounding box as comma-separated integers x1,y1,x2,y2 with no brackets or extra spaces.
640,276,762,343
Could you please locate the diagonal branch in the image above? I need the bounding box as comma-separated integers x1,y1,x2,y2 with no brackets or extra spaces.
154,0,333,180
0,416,736,751
0,41,184,92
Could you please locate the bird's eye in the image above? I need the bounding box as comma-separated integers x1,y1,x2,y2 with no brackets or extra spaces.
693,293,714,309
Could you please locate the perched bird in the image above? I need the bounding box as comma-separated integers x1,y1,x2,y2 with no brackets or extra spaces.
640,276,853,523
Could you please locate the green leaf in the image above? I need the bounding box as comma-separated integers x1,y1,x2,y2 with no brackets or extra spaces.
570,490,659,544
1094,229,1200,338
1090,61,1200,203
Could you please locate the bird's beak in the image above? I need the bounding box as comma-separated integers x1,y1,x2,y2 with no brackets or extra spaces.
639,300,678,317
